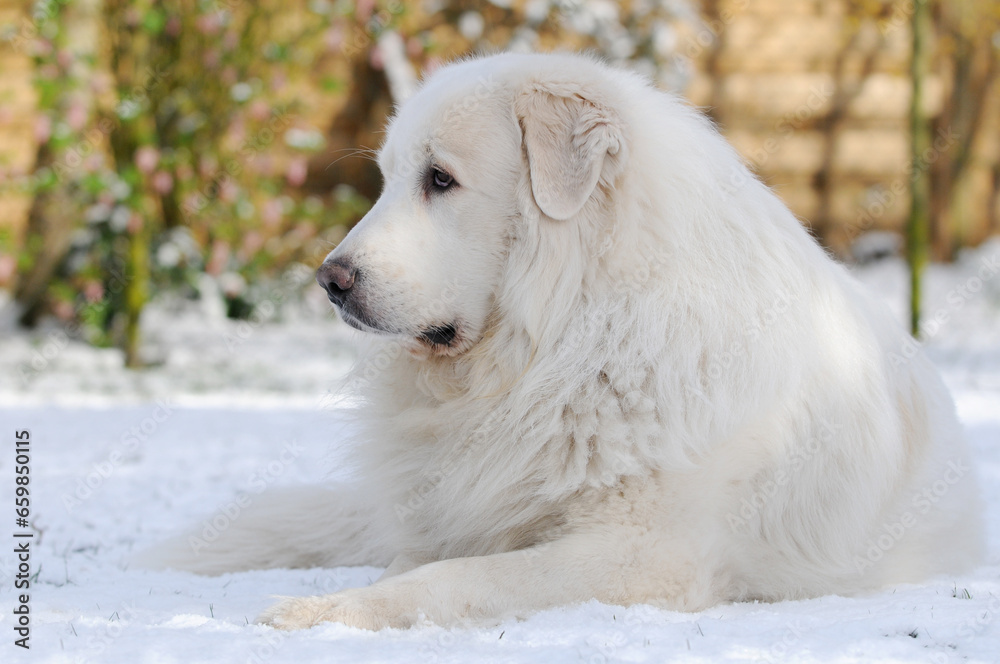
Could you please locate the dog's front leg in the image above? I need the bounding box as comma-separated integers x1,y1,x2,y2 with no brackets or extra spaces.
377,550,433,580
257,531,681,630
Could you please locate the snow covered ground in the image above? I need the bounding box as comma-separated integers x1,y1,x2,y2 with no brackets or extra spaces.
1,242,999,663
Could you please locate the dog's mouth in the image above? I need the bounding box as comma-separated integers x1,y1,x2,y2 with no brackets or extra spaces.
337,304,393,337
412,321,467,358
418,323,457,347
337,304,464,357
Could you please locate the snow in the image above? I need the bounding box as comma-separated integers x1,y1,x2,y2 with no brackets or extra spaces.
1,242,999,663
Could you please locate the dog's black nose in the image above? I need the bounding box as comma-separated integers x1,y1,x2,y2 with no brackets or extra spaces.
317,260,357,306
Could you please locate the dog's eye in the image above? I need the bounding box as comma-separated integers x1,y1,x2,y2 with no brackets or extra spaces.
429,167,456,192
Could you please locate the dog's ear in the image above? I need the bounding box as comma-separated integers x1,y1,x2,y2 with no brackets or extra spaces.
515,84,625,220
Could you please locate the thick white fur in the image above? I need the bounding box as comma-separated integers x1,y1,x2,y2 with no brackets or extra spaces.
144,53,983,630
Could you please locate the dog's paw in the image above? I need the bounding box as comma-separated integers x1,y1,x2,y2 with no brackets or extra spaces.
256,595,340,631
256,590,415,631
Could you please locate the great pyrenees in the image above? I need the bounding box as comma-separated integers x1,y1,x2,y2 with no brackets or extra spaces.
146,53,982,630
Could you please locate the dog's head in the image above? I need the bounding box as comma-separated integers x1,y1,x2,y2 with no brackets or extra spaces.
317,54,627,357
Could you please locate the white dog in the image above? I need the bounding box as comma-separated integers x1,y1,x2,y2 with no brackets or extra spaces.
146,53,983,630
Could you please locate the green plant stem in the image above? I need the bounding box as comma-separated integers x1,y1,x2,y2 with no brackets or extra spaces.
907,0,933,337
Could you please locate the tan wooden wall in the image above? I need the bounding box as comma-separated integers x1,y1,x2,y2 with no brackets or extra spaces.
684,0,998,254
0,0,38,242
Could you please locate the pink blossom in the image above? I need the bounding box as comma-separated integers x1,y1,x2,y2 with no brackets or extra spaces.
227,119,246,145
251,155,274,176
34,115,51,143
83,280,104,303
0,254,15,286
240,231,264,259
407,37,424,58
369,45,384,70
206,240,230,276
66,101,88,131
294,221,317,239
127,212,143,234
84,154,104,172
324,26,344,52
152,170,174,194
249,100,271,122
165,16,182,37
53,299,75,321
285,157,308,187
30,39,53,58
198,156,218,178
356,0,375,22
219,179,239,203
196,13,221,35
89,72,113,95
203,49,220,69
424,57,444,75
184,192,206,214
262,198,283,227
135,146,160,174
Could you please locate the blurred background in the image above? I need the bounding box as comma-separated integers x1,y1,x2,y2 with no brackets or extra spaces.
0,0,997,374
2,5,998,657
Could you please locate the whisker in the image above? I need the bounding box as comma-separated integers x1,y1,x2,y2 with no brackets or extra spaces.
324,147,379,171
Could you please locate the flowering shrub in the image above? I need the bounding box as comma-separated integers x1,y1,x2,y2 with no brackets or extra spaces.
2,0,693,365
